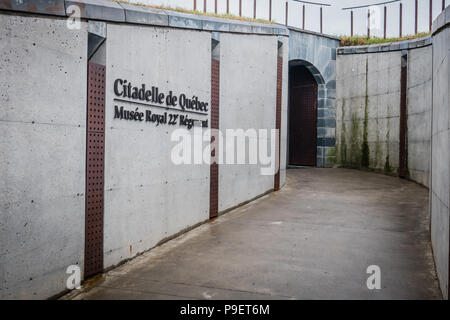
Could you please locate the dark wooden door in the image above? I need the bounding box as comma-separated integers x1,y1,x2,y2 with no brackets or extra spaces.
289,66,317,166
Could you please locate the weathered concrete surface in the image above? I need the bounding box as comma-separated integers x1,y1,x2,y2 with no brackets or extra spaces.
336,50,402,174
0,14,88,299
64,169,441,300
430,7,450,299
336,43,433,188
219,33,285,211
103,24,211,270
407,46,432,188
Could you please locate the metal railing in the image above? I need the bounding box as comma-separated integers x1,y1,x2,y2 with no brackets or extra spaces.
342,0,447,38
185,0,448,36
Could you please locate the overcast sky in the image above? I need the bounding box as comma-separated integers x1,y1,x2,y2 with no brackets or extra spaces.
127,0,448,37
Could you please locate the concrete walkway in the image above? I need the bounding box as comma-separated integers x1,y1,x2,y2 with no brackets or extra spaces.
66,169,442,300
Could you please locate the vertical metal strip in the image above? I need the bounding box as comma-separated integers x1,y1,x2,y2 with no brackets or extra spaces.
351,11,354,37
269,0,272,21
210,58,220,218
302,5,305,29
84,62,106,278
399,55,408,178
274,56,283,191
415,0,418,35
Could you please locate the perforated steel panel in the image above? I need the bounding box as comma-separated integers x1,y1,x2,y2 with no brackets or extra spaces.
274,56,283,191
85,62,105,278
399,57,408,178
210,58,220,219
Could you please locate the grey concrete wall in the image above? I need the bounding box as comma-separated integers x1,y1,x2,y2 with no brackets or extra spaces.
218,33,283,211
407,46,433,187
336,43,432,186
288,29,340,167
0,4,290,299
336,51,401,174
103,24,212,268
0,14,88,299
430,7,449,299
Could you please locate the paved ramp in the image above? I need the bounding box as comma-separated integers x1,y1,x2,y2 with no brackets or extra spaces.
66,169,442,300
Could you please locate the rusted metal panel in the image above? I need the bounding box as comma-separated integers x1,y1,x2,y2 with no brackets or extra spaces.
210,58,220,218
399,55,408,178
289,65,317,167
274,56,283,191
85,62,105,279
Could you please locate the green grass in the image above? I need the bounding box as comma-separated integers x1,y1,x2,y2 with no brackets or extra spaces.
340,32,431,46
114,0,274,24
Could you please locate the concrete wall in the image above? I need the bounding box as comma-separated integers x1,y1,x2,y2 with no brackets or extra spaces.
407,46,433,187
336,40,432,187
288,29,340,167
0,14,88,299
336,7,449,298
0,2,290,299
218,33,287,211
430,7,450,299
103,24,212,268
336,51,401,173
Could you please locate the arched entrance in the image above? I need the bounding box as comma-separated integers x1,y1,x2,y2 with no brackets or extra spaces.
288,64,318,166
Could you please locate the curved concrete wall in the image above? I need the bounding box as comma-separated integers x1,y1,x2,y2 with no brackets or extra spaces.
336,37,433,187
336,6,450,299
430,6,450,299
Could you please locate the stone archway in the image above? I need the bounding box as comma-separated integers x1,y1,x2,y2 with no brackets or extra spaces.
288,63,319,166
288,28,339,167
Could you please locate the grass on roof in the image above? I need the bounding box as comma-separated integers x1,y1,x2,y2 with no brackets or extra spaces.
340,32,431,46
114,0,274,24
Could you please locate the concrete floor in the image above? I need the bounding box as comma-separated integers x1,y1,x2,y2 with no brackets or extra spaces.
65,168,442,300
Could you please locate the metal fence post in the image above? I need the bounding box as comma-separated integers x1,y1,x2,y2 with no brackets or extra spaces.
320,6,323,33
303,5,305,29
269,0,272,21
351,10,354,37
415,0,418,34
286,1,289,26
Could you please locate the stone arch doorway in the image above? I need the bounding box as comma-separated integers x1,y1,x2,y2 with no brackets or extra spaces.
288,63,320,166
